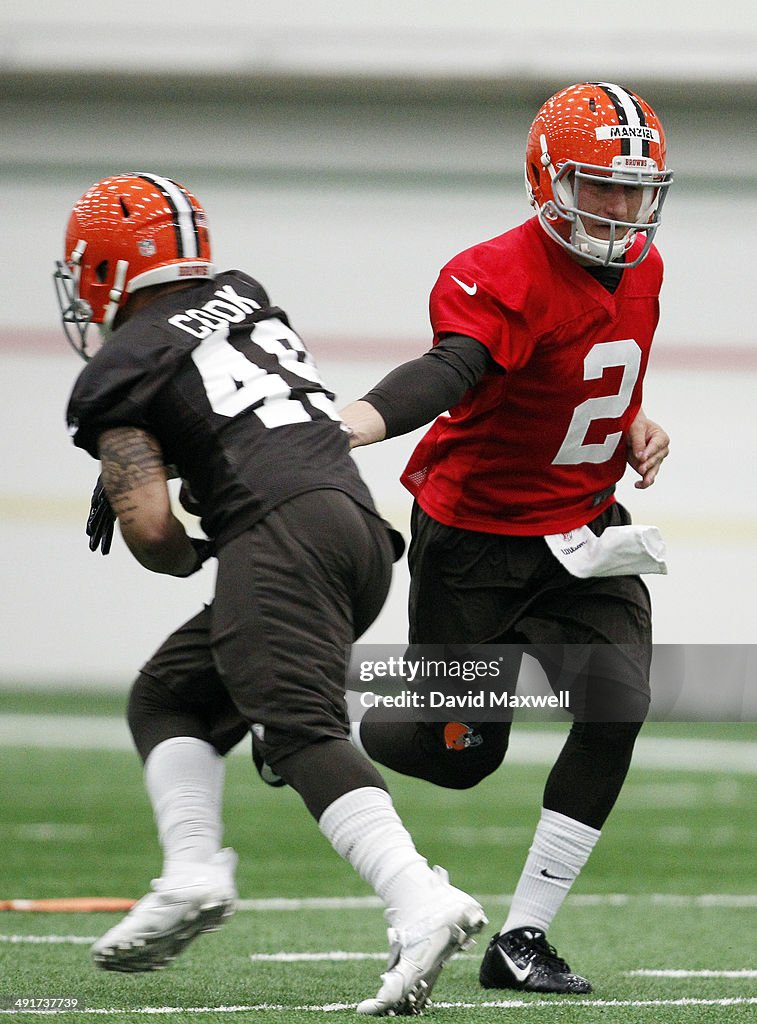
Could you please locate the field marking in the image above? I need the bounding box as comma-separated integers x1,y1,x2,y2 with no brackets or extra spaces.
1,714,755,774
234,892,757,911
0,934,96,944
237,895,382,910
250,951,386,961
1,893,755,931
8,824,95,841
629,969,757,978
248,954,757,974
248,955,757,974
1,997,756,1015
5,927,757,981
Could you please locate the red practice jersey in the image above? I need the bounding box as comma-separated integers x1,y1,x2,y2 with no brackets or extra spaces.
401,216,663,535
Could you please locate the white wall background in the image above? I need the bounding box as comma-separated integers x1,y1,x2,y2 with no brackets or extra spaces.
1,2,755,698
3,0,756,82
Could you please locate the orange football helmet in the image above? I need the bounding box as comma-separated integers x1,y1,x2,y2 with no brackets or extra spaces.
525,82,673,267
54,172,215,359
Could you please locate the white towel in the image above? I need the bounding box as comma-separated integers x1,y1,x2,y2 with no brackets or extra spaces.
544,524,667,578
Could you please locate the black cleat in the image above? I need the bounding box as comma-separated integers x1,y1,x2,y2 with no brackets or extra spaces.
479,927,592,994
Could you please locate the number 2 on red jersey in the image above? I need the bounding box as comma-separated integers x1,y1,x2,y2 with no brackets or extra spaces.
552,338,641,466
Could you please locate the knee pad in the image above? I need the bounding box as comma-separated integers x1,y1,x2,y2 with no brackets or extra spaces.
361,713,510,790
432,721,510,789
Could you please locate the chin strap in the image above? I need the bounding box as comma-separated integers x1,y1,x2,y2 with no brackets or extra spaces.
102,259,129,332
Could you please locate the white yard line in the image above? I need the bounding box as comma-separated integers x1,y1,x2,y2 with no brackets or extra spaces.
236,895,382,910
250,951,386,961
2,997,756,1014
235,892,757,911
1,893,755,931
629,969,757,978
0,934,96,944
1,714,755,773
247,955,757,974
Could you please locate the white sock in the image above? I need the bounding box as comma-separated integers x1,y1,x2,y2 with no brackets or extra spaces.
319,786,438,915
502,808,600,934
144,736,225,875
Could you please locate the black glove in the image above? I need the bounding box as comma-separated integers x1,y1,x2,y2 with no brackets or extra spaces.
179,536,217,577
179,479,202,516
86,476,115,555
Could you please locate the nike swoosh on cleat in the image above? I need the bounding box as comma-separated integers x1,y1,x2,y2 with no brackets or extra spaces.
450,275,478,295
540,868,573,881
497,946,532,983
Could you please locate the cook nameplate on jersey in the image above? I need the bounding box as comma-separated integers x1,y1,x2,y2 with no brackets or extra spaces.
67,270,377,545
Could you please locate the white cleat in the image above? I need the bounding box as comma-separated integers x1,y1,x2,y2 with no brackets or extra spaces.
357,866,487,1016
91,849,237,973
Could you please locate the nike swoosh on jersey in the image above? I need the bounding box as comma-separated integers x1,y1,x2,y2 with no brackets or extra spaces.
450,274,478,296
497,946,533,983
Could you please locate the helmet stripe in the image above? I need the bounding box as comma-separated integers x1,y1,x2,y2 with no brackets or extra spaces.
135,172,200,258
595,83,650,159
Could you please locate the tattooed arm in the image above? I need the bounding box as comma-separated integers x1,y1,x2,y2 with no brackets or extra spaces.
97,427,202,576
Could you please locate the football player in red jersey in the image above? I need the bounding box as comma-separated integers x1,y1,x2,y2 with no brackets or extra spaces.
342,82,674,994
56,173,488,1014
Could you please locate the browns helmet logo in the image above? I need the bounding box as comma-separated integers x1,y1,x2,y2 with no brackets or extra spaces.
444,722,483,751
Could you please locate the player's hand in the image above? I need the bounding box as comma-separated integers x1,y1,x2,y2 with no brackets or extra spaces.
626,409,670,489
339,400,387,448
86,476,115,554
178,537,217,577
